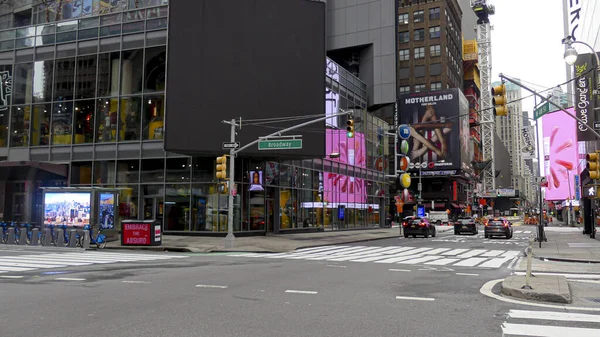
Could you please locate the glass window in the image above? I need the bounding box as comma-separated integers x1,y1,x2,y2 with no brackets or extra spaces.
398,86,410,94
165,184,190,231
415,84,425,92
94,160,116,185
121,49,143,95
76,55,97,99
398,31,409,43
53,58,75,101
51,101,73,145
97,52,120,97
414,47,425,59
414,65,425,78
429,26,440,39
117,159,140,184
10,105,30,147
32,60,53,103
74,100,95,143
431,82,442,91
71,161,93,185
429,7,440,20
144,46,166,93
119,185,139,220
414,29,424,41
141,158,164,183
413,10,424,23
430,44,441,57
398,13,408,25
31,104,51,146
96,97,119,142
167,157,191,183
399,49,410,61
0,108,7,147
430,63,441,76
143,94,164,140
119,96,141,141
192,157,212,183
13,63,34,105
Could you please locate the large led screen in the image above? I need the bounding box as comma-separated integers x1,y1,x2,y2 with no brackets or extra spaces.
44,192,91,226
542,107,579,201
323,130,367,204
165,0,326,158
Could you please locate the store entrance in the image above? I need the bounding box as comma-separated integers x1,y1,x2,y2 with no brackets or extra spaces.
265,197,275,233
143,196,163,225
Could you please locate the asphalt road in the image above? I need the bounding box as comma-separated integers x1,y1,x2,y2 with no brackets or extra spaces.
1,226,599,337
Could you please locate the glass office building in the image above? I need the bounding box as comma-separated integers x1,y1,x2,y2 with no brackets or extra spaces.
0,0,390,234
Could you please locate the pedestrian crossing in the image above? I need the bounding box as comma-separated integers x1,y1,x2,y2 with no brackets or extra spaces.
229,245,521,269
0,251,188,274
501,309,600,336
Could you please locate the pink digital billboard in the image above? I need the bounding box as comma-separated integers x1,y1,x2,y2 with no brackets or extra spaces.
542,107,579,201
324,130,367,204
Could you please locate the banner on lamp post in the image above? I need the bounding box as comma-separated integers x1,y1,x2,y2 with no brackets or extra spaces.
521,125,536,159
574,53,596,141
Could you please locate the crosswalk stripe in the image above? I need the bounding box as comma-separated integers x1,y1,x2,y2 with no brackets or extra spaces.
0,261,68,269
0,266,36,272
400,256,441,265
481,250,504,257
422,248,451,255
304,246,373,258
323,247,399,259
0,257,92,266
478,256,513,268
524,230,532,234
373,254,426,264
501,251,520,258
508,310,600,323
424,258,459,266
441,248,469,256
501,323,600,337
514,230,523,234
453,257,488,267
457,249,487,258
380,247,418,255
295,246,352,254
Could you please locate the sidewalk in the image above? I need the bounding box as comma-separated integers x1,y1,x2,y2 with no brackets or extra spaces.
106,227,409,253
531,220,600,263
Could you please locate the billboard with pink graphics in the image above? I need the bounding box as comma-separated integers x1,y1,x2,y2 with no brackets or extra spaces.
324,130,367,204
542,107,579,201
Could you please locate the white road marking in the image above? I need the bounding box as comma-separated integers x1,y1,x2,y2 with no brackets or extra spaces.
401,256,441,265
478,257,513,268
0,275,24,279
501,250,521,258
507,256,521,270
513,272,600,280
122,280,152,284
457,249,487,258
373,254,425,264
55,277,86,281
501,323,600,337
325,265,346,268
422,248,451,255
0,266,35,272
285,290,318,294
456,273,479,276
395,296,435,301
507,309,600,323
388,269,411,272
424,258,460,266
571,279,600,284
453,257,488,267
441,248,470,256
481,250,504,257
195,284,228,289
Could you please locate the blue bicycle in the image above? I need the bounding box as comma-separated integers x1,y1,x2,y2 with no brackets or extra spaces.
79,224,107,249
0,222,11,243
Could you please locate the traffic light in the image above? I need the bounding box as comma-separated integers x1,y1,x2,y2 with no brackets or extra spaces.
215,155,227,180
586,151,600,179
491,84,508,116
346,118,354,138
218,182,228,194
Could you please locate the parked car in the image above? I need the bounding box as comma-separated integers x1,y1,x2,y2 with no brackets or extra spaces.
454,217,478,235
402,217,436,238
484,217,513,239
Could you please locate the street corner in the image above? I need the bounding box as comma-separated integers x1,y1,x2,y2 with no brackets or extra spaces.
501,275,571,304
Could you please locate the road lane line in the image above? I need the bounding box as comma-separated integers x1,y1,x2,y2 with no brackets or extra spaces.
388,269,411,272
285,290,318,294
55,277,86,281
508,309,600,323
0,266,36,272
122,280,152,284
196,284,228,288
325,265,347,268
0,275,24,279
456,273,479,276
395,296,435,301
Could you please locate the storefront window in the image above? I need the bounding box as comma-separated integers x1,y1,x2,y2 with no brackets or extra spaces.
166,157,190,182
10,105,30,147
165,184,190,231
118,185,138,220
143,94,164,140
95,97,118,142
120,49,143,95
141,158,164,183
74,100,95,143
31,104,50,146
119,96,141,141
97,52,120,97
76,55,97,99
71,161,93,185
144,46,166,93
94,160,116,185
13,63,34,105
51,101,73,145
33,60,53,103
117,159,140,184
141,184,163,222
192,156,212,183
191,184,210,231
53,58,75,101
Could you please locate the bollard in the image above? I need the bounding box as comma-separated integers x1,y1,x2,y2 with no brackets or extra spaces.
81,230,90,249
7,227,16,245
67,229,78,248
42,228,53,246
55,228,65,246
17,228,28,245
30,228,39,246
522,234,534,290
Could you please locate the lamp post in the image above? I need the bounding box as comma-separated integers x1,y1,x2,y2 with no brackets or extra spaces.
562,35,600,96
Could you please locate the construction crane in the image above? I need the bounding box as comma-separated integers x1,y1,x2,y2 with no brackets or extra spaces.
471,0,496,193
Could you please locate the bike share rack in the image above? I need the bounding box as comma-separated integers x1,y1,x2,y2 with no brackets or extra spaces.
0,223,97,249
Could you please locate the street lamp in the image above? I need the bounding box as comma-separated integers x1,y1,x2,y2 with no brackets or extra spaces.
562,35,600,89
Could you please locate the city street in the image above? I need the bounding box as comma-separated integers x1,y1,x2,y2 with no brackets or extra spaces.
1,225,599,337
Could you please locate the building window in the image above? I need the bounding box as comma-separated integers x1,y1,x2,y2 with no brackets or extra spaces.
414,10,424,23
431,82,442,91
398,13,409,25
399,49,410,61
429,26,440,39
414,47,425,59
414,29,424,41
430,44,441,57
399,31,409,43
429,7,440,20
415,84,426,92
399,86,410,94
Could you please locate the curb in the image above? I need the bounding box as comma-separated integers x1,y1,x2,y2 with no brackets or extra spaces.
535,255,600,264
105,246,194,253
501,275,572,304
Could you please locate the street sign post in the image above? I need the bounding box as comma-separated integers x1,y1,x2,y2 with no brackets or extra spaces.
533,102,550,120
258,139,303,150
222,142,240,149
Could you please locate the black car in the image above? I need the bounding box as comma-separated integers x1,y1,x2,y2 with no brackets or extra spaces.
484,217,513,239
454,217,478,235
402,217,436,238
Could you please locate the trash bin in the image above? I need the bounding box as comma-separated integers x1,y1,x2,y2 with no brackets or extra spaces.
121,220,162,246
